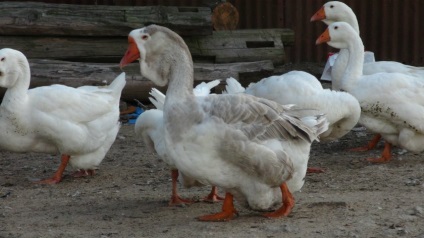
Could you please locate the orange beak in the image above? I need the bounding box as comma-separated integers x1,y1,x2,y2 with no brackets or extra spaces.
119,37,140,68
310,6,326,22
316,28,331,45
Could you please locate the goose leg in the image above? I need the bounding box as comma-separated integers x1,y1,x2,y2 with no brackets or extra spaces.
306,167,325,173
349,134,381,151
263,182,295,218
198,192,238,222
169,169,194,206
202,186,224,203
35,154,70,184
366,142,392,163
71,169,96,178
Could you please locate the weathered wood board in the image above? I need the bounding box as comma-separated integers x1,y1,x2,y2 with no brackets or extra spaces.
185,28,295,65
1,59,274,102
0,2,294,64
0,28,294,63
0,2,289,103
0,2,212,36
0,36,128,62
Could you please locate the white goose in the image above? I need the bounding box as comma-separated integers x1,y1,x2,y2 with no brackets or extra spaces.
224,73,360,143
121,25,328,221
311,1,424,91
316,22,424,163
0,48,125,183
311,1,424,152
135,81,225,206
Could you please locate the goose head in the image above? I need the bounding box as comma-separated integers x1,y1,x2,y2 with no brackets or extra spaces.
134,109,164,152
135,109,163,135
120,25,192,87
0,48,29,89
311,1,359,33
315,22,358,50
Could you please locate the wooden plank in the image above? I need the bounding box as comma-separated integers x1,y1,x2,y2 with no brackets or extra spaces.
185,28,295,65
0,59,274,102
194,60,274,82
121,60,275,96
26,59,155,102
0,2,212,36
0,36,127,62
0,31,293,64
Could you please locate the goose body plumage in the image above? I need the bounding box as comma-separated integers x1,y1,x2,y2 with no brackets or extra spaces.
121,25,329,220
0,48,125,183
135,81,224,205
137,80,220,169
317,22,424,162
224,71,360,142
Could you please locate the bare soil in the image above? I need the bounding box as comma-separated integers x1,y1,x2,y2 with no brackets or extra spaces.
1,77,424,238
1,122,423,238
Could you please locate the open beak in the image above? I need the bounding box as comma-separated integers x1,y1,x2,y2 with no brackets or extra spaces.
120,37,140,69
310,6,326,22
316,28,331,45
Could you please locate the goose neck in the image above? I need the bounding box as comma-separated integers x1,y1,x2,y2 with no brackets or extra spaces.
2,60,30,106
341,36,364,91
165,62,195,102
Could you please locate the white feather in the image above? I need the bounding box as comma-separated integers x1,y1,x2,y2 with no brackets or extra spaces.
0,48,125,173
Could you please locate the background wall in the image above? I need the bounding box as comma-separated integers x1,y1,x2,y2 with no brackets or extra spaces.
3,0,423,65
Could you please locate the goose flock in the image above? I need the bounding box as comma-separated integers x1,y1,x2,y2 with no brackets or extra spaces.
1,1,423,222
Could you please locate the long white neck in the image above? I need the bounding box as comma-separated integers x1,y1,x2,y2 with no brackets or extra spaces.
343,14,359,34
341,34,364,92
329,10,360,91
1,59,30,109
331,49,349,90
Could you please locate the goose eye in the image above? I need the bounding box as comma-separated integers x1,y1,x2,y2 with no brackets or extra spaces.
330,5,334,8
142,35,149,40
334,26,338,30
0,57,5,61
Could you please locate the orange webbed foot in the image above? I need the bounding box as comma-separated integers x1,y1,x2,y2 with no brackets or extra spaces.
349,134,382,152
71,169,96,178
263,205,293,218
366,142,392,164
169,195,194,206
169,169,194,206
202,186,224,203
307,167,325,173
198,193,238,222
198,210,238,222
263,183,295,219
34,154,70,185
349,146,373,152
34,177,62,184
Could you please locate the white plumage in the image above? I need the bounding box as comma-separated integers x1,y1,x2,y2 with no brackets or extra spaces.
317,22,424,163
224,72,360,142
312,1,424,90
0,48,125,183
121,25,329,220
135,80,223,205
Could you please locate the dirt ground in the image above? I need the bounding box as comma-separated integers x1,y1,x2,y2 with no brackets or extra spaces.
1,82,424,238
